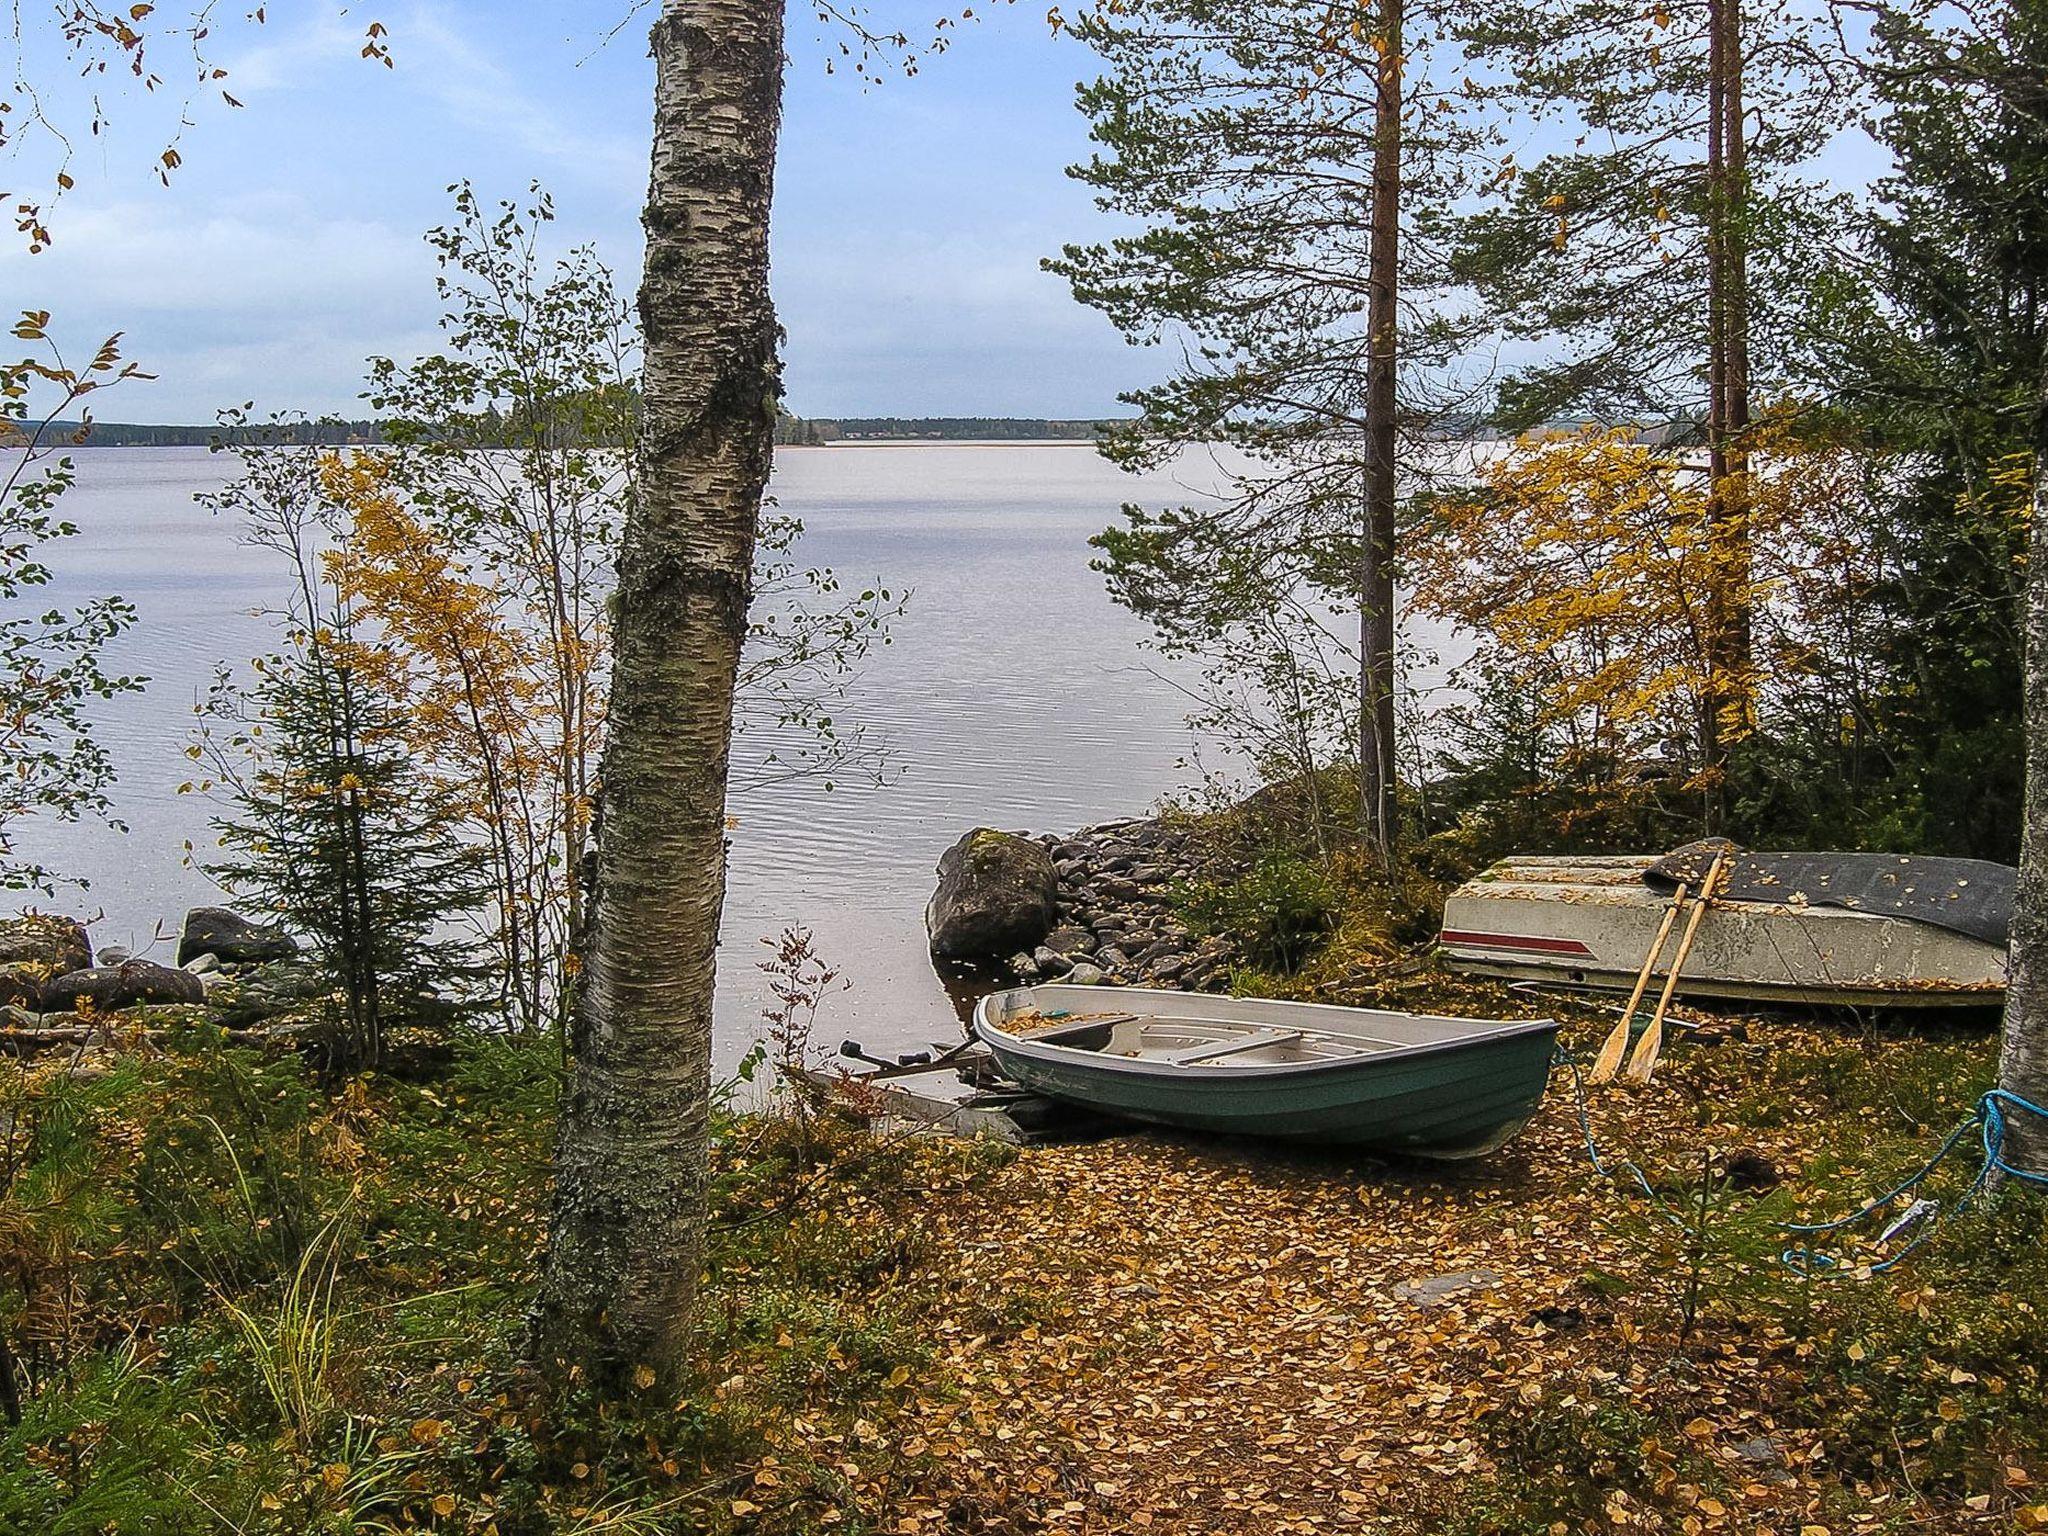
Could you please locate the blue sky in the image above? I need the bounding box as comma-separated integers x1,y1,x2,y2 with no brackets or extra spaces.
3,1,1144,422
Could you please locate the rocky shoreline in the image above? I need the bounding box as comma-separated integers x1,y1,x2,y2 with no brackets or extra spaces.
927,814,1237,990
0,906,324,1048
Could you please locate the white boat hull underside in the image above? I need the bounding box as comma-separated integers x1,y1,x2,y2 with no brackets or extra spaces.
1440,855,2007,1008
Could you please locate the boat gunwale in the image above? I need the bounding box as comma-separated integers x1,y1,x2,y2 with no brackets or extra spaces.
971,985,1561,1082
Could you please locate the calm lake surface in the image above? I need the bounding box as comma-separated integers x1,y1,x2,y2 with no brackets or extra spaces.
5,443,1273,1063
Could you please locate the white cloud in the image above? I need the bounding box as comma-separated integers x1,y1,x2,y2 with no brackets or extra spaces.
5,195,423,314
217,10,370,96
218,2,643,189
1,191,441,417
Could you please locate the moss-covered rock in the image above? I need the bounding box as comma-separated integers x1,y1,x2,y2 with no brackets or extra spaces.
203,958,331,1029
926,828,1059,959
40,959,207,1013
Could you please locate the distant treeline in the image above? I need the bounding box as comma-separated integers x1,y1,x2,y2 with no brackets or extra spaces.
29,413,1695,451
35,419,385,447
774,416,1117,443
30,415,1122,449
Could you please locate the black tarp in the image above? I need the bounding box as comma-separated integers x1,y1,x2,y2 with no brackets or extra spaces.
1645,840,2017,948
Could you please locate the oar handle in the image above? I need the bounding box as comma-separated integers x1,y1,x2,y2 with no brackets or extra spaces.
1621,880,1690,1020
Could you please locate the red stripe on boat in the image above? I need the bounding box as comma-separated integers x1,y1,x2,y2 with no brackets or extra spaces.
1438,929,1595,957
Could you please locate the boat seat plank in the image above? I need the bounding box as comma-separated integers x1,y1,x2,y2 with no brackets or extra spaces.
1012,1013,1140,1043
1164,1029,1304,1065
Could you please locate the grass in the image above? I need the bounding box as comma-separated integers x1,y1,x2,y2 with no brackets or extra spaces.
0,1024,1011,1533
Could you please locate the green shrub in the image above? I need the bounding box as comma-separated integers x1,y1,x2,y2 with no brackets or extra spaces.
1425,1374,1721,1535
0,1345,221,1535
1176,851,1340,970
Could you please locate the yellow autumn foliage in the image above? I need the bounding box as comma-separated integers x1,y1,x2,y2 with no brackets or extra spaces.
313,453,604,1035
1414,412,1888,796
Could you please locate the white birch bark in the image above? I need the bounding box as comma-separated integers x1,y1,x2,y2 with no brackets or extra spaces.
528,0,785,1388
1998,388,2048,1181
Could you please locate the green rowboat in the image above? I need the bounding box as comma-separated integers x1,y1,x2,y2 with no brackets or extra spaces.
972,984,1560,1159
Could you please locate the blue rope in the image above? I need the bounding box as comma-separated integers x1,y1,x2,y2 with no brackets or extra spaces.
1554,1044,2048,1276
1982,1090,2048,1189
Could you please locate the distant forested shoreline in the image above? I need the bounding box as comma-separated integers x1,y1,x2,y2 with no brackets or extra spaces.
29,418,386,446
23,415,1132,448
25,412,1679,448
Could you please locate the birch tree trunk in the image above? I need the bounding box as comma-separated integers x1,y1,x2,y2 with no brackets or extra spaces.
1358,0,1403,865
528,0,785,1390
1998,384,2048,1180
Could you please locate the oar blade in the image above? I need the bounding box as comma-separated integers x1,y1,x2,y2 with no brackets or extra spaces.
1589,1015,1633,1083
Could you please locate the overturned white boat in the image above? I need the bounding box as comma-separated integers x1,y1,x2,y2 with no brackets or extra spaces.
1439,849,2011,1008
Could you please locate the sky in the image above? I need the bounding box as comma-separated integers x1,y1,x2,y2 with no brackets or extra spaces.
2,1,1147,422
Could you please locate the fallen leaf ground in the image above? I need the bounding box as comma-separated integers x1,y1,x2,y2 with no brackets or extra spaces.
805,1006,2048,1536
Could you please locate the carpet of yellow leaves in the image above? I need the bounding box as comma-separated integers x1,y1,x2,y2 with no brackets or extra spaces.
766,1010,2035,1535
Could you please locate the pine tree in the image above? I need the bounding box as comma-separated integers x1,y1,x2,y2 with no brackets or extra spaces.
201,643,488,1072
1809,0,2048,1170
194,432,487,1073
1050,0,1500,859
1786,1,2044,862
1453,0,1847,804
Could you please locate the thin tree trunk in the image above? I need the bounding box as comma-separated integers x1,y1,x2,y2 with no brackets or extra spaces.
332,663,382,1070
1359,0,1403,865
528,0,785,1392
1701,0,1754,826
1701,0,1729,827
1720,0,1752,695
1997,380,2048,1181
0,1326,20,1426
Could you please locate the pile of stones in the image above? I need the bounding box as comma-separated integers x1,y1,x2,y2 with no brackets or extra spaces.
0,906,321,1037
926,817,1235,989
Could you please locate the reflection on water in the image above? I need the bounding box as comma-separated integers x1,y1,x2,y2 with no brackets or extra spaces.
7,443,1243,1063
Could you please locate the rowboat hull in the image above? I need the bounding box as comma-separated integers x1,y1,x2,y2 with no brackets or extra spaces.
972,985,1560,1159
1440,855,2008,1007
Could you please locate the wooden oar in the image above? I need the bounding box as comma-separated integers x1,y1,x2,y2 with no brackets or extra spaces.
1626,851,1729,1083
1589,878,1692,1083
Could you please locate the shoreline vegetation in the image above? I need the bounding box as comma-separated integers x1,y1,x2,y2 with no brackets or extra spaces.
6,785,2046,1531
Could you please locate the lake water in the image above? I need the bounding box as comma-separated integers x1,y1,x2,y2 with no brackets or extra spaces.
3,443,1263,1063
9,443,1466,1065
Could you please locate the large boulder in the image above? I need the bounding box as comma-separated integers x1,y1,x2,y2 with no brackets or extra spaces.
0,914,93,1008
0,913,93,972
177,906,299,966
926,829,1059,960
41,960,207,1014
